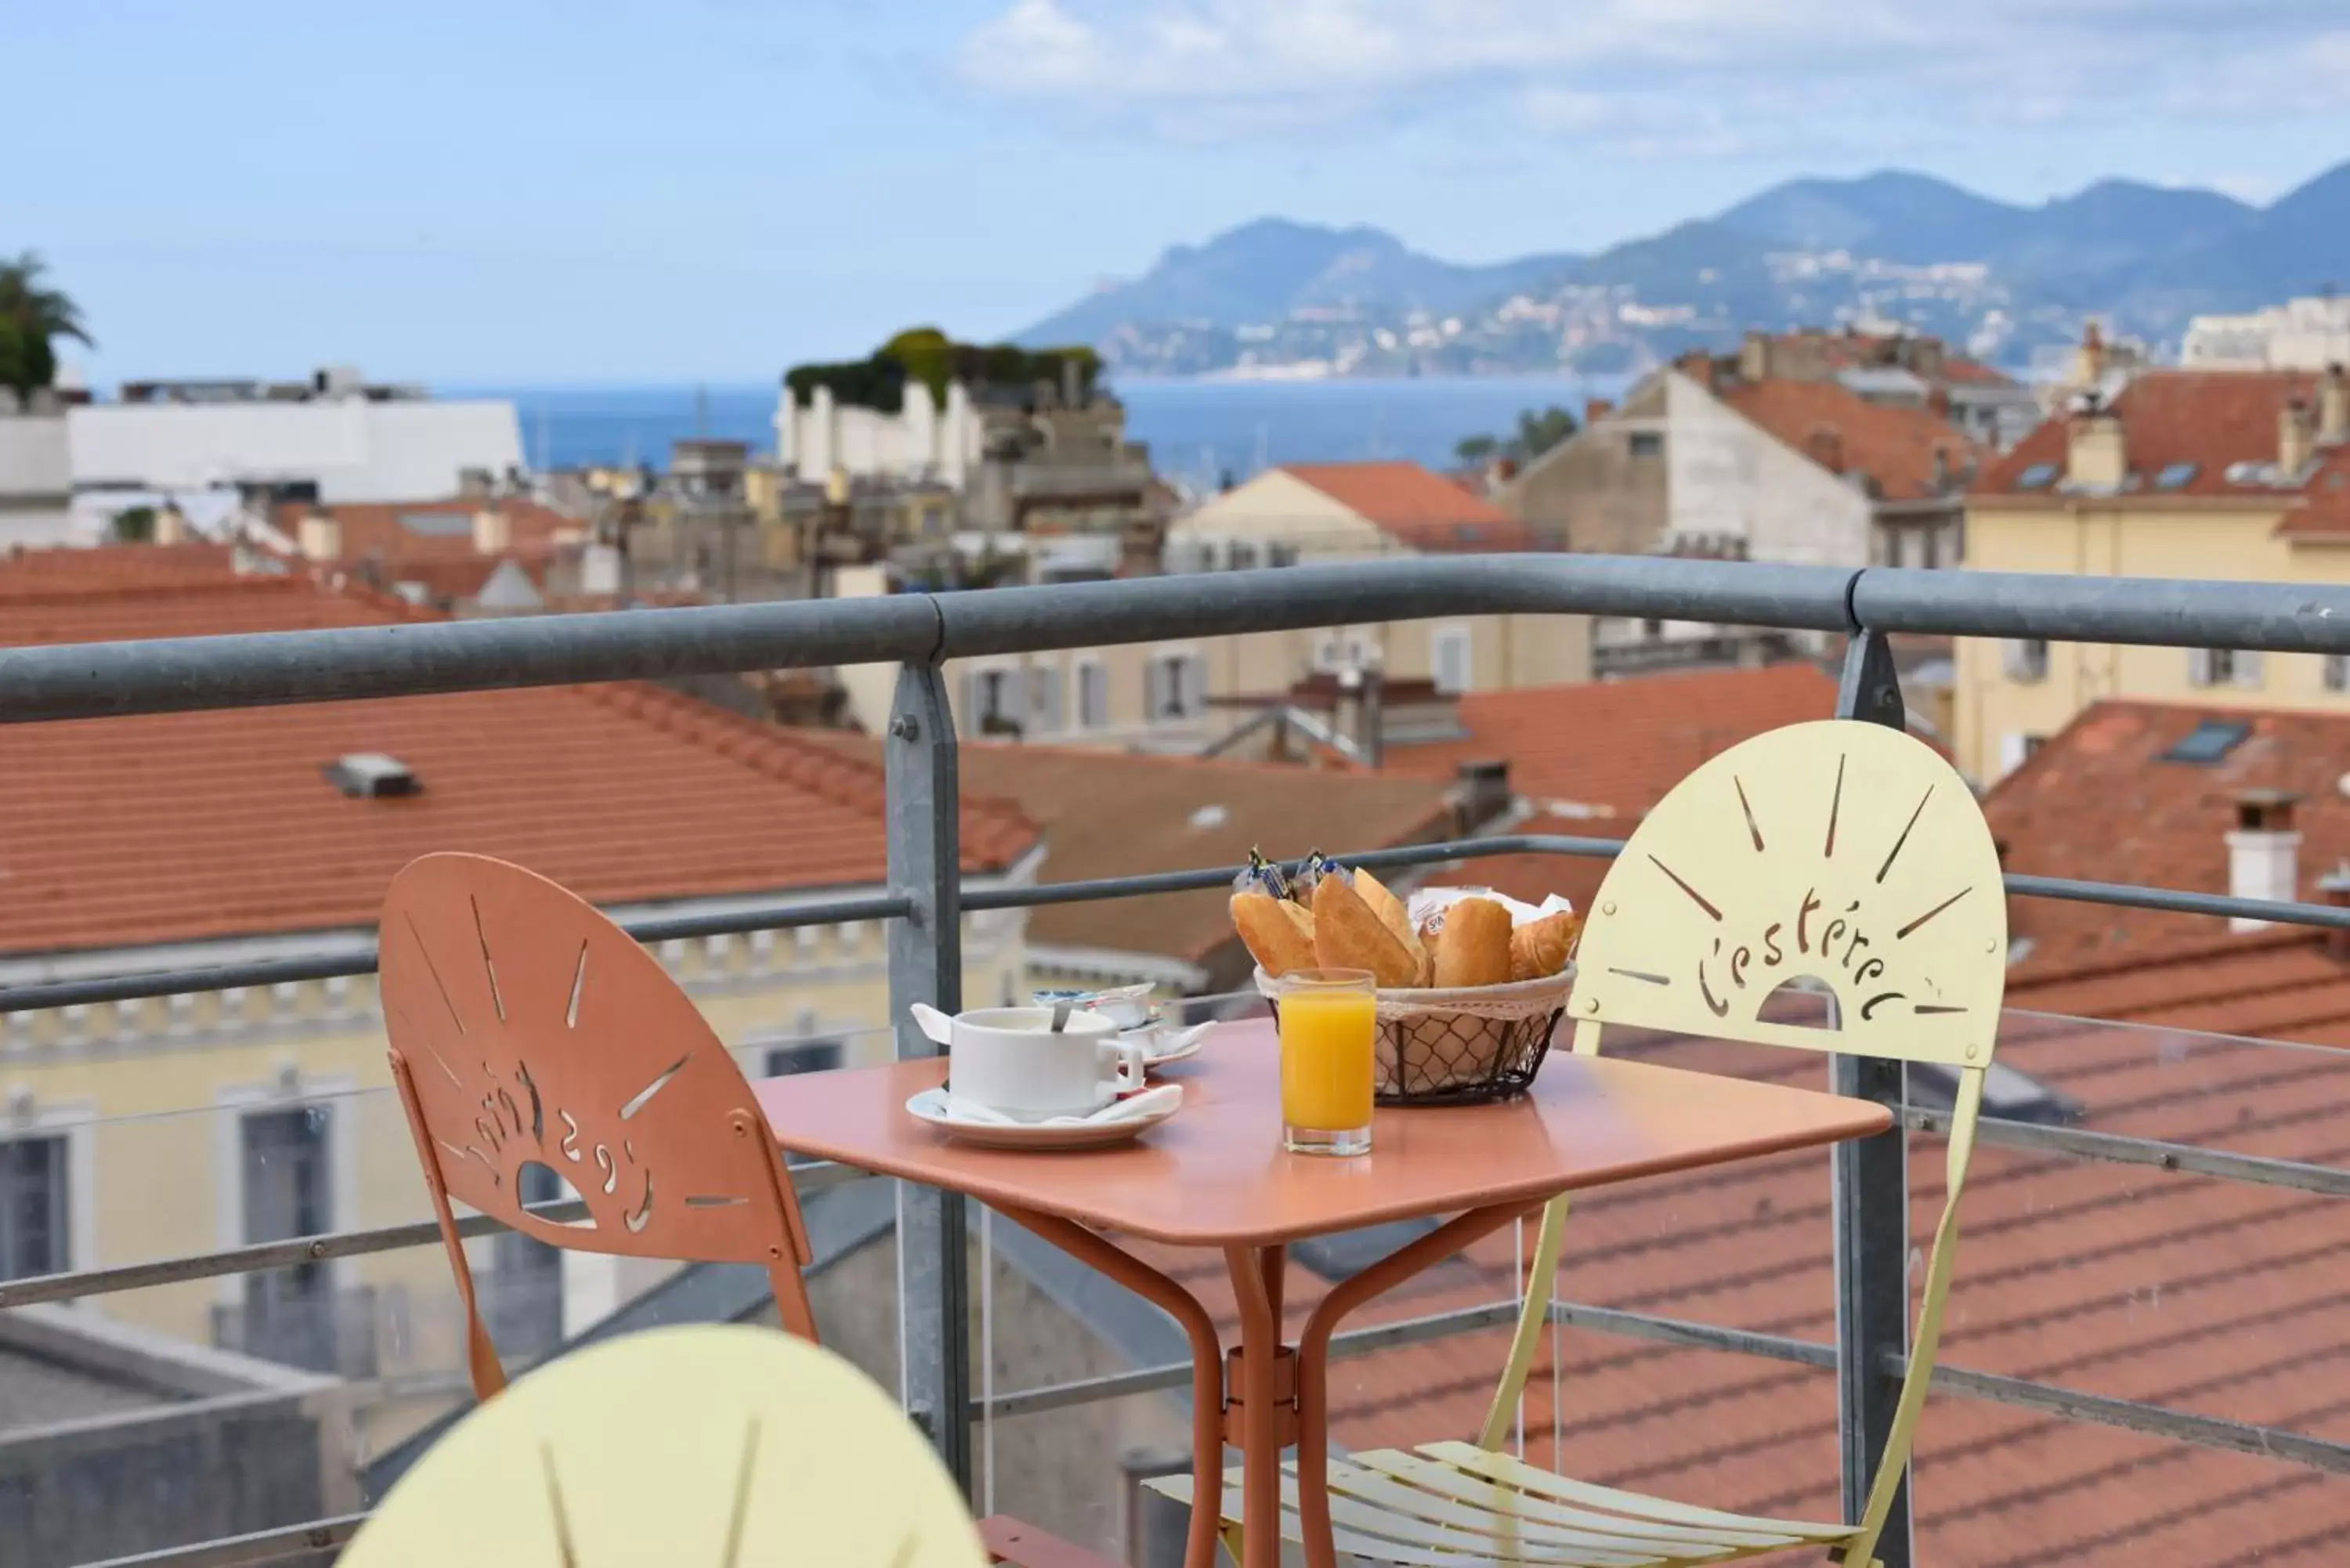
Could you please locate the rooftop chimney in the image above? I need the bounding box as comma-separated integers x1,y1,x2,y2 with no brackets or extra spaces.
2227,789,2301,930
1738,331,1770,383
2065,396,2128,490
1926,385,1952,421
298,512,342,563
2077,321,2106,387
472,505,512,555
2319,862,2350,961
2280,398,2316,477
1805,425,1846,475
2321,363,2349,445
1584,398,1614,427
1453,759,1512,836
154,504,188,547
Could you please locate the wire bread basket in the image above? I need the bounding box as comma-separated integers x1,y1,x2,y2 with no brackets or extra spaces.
1256,966,1577,1105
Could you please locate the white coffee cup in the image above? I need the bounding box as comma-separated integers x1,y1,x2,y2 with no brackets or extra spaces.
939,1006,1148,1122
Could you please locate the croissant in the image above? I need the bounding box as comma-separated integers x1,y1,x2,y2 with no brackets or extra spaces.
1509,910,1582,981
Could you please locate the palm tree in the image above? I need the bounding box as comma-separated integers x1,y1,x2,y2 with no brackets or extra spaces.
0,251,92,396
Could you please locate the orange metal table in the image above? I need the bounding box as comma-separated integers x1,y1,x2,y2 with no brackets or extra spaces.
756,1022,1892,1568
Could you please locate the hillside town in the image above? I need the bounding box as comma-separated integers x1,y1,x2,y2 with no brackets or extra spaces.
9,66,2350,1568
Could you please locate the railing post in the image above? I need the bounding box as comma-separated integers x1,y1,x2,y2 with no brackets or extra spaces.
1831,626,1914,1566
885,662,974,1498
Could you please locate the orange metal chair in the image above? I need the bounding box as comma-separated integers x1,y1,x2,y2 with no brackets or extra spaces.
381,852,1120,1568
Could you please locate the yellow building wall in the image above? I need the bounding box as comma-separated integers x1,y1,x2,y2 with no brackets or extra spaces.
1951,498,2350,782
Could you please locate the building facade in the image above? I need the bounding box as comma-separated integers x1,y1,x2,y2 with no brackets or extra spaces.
1955,366,2350,783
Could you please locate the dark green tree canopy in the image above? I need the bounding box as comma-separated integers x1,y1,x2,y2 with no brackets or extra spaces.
786,328,1101,414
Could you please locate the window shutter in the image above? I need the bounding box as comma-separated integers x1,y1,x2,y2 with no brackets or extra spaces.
1183,654,1209,717
2235,651,2265,689
1145,659,1170,721
1079,663,1108,728
960,668,984,735
2001,640,2026,678
2187,649,2214,687
1030,663,1066,733
1434,627,1472,695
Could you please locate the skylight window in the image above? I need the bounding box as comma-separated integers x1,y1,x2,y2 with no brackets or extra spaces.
2015,462,2059,490
2153,461,2199,491
2160,720,2251,764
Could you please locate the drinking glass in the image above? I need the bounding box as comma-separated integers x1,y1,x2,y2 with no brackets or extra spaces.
1274,968,1376,1155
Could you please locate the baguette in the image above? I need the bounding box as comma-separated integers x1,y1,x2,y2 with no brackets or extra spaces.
1231,892,1318,977
1431,896,1513,988
1311,875,1422,989
1508,910,1583,981
1354,869,1430,985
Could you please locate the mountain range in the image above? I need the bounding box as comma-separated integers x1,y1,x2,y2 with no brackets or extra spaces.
1018,162,2350,378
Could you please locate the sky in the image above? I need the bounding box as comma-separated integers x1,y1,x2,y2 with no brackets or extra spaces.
13,0,2349,385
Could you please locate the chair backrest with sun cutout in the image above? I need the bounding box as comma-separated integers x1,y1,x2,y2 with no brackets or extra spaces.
1572,719,2006,1067
381,854,815,1395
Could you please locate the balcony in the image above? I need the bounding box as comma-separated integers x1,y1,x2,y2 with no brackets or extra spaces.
6,556,2350,1565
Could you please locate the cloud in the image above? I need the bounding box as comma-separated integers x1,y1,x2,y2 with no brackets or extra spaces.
956,1,2350,155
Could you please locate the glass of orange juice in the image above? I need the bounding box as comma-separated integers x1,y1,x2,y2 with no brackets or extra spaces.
1274,969,1376,1156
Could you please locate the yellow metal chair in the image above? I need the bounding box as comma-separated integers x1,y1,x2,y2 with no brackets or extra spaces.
342,1323,989,1566
1155,719,2006,1566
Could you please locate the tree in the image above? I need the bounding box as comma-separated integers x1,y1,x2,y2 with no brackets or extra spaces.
1513,404,1578,461
0,252,92,397
1454,404,1578,468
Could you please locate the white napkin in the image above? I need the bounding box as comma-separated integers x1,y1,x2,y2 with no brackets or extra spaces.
944,1082,1182,1129
1408,885,1575,930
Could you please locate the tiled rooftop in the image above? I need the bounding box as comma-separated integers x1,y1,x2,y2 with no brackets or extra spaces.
802,735,1460,969
1721,378,1983,500
1278,461,1541,553
0,574,1036,956
1976,370,2350,508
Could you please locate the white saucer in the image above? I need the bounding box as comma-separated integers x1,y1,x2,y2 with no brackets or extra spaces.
905,1083,1182,1151
1130,1020,1212,1067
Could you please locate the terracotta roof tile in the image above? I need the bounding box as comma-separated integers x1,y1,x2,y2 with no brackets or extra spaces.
1986,699,2350,976
272,497,582,559
1389,665,1839,910
0,578,1036,956
0,542,242,590
798,734,1459,970
1977,370,2346,504
1720,378,1983,500
1278,462,1539,552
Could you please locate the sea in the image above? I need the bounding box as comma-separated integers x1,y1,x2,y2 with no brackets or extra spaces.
460,374,1636,488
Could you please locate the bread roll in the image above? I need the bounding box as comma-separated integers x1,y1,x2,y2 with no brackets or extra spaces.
1432,896,1513,988
1508,910,1583,981
1232,892,1317,977
1354,869,1430,985
1311,875,1421,989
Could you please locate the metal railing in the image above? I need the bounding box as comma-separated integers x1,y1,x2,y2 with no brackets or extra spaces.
15,554,2350,1567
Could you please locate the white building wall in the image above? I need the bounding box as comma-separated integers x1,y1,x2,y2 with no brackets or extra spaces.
67,398,523,501
0,410,74,547
2182,295,2350,370
1664,374,1872,568
774,382,980,486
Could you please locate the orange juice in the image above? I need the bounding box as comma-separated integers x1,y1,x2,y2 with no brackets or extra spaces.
1278,986,1376,1143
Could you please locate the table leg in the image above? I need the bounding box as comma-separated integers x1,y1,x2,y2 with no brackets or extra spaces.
1224,1244,1285,1568
992,1205,1227,1568
1292,1202,1546,1568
